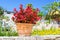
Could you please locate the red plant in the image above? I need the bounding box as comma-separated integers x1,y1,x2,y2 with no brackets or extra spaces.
12,4,41,24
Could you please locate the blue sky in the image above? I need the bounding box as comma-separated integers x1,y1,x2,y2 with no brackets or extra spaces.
0,0,59,11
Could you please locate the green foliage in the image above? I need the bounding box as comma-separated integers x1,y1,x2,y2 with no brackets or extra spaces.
27,4,33,8
43,2,60,20
0,20,18,36
45,14,51,20
0,27,18,36
43,2,60,11
0,15,9,21
0,6,4,15
38,12,44,17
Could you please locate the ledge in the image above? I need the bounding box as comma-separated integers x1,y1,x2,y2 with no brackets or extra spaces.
0,35,60,40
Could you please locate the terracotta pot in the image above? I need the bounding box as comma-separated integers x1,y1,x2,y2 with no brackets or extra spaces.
16,23,34,36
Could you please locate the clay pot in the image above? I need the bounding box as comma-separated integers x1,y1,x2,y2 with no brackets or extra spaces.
16,23,34,36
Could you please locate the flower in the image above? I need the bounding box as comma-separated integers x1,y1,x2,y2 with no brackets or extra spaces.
12,4,41,24
19,4,23,9
14,8,16,11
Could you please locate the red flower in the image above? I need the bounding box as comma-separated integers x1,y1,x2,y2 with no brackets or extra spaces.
17,19,20,22
20,4,23,9
36,8,40,12
12,16,15,21
12,4,41,24
36,17,40,20
14,8,16,11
